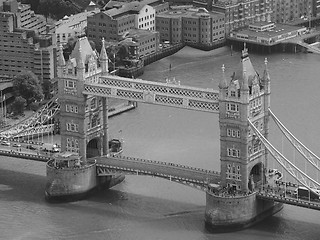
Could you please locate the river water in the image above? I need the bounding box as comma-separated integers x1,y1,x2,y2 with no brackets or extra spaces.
1,46,320,239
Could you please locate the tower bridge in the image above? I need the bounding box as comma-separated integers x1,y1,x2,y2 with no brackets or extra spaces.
2,36,320,231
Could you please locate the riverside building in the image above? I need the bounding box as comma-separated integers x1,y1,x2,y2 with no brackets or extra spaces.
156,6,225,47
0,10,57,82
210,0,273,35
87,0,168,45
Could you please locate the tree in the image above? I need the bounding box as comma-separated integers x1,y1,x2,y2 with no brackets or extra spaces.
12,71,44,107
11,96,26,116
42,79,53,99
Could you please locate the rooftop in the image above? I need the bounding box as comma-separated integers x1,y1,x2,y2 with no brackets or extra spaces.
234,22,306,39
158,6,224,19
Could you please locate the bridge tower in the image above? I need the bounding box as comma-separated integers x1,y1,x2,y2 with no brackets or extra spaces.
205,46,282,231
218,46,271,192
57,36,109,160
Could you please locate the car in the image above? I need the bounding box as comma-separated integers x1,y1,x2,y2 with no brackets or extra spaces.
12,143,21,147
26,145,36,150
1,141,10,146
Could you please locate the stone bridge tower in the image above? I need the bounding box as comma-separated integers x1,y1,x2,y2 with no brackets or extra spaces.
56,37,109,160
218,46,271,192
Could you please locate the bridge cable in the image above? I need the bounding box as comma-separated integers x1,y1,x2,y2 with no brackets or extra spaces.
269,108,320,173
248,119,320,197
0,96,60,139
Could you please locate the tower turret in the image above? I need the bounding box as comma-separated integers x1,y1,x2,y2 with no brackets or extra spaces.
219,46,270,193
57,44,66,78
100,38,109,74
76,45,85,80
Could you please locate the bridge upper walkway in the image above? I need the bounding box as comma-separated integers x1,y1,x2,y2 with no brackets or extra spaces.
94,154,221,190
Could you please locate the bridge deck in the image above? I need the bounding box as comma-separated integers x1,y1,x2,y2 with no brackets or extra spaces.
257,192,320,210
94,155,220,185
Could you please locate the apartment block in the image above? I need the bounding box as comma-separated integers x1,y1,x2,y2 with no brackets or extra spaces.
273,0,314,23
156,6,225,47
2,0,47,34
123,28,160,57
211,0,273,35
0,11,56,82
88,0,168,45
53,8,99,46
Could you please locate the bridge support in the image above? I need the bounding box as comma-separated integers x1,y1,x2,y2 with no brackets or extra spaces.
205,45,283,232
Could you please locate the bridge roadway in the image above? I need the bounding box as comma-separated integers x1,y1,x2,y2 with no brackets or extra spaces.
93,154,221,190
257,191,320,211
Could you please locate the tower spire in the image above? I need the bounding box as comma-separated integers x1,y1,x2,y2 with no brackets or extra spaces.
58,44,66,66
76,45,85,69
219,64,228,89
100,38,109,73
263,57,270,83
242,67,249,91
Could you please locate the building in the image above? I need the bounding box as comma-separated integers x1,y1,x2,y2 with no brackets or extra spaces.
2,0,47,34
211,0,273,35
123,28,160,57
88,0,169,45
156,6,225,47
272,0,314,24
229,22,307,46
53,8,99,46
0,11,57,82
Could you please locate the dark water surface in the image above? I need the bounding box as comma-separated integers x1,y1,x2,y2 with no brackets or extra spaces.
1,46,320,239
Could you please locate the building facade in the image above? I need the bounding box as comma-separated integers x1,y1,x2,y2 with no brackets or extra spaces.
272,0,313,24
88,0,168,45
156,6,225,47
54,8,99,46
2,0,47,34
123,28,160,57
211,0,273,35
0,11,57,82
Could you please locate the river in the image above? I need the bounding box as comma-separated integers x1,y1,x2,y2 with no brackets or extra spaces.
1,46,320,239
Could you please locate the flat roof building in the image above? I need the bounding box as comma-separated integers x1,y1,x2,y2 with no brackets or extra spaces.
229,22,307,46
0,11,57,82
156,6,225,47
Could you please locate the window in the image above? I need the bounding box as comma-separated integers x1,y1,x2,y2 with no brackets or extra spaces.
227,147,240,158
66,104,78,113
65,80,76,88
66,137,79,153
90,98,97,110
66,121,79,132
227,103,239,112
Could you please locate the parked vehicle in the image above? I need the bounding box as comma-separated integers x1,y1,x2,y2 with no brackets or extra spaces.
294,186,320,201
1,140,10,146
26,145,36,150
12,143,21,147
40,143,59,153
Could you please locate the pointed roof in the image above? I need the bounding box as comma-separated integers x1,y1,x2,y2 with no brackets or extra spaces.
231,45,258,88
262,57,270,82
219,64,228,89
76,45,85,69
69,37,96,67
99,38,108,61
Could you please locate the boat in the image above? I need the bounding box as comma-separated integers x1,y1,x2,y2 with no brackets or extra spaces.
109,138,123,155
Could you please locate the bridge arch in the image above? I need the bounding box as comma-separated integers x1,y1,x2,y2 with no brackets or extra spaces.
87,137,101,158
248,162,264,191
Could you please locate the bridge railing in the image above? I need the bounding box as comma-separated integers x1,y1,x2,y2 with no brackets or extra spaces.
109,154,220,175
96,163,209,191
0,149,50,162
256,191,320,210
